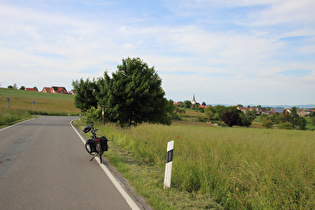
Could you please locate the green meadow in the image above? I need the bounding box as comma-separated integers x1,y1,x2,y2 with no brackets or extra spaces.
76,121,314,209
0,87,80,126
0,88,80,115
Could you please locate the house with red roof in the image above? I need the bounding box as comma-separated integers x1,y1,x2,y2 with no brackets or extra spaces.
52,86,68,94
41,87,53,93
25,87,38,92
41,86,68,94
173,102,183,107
237,106,257,113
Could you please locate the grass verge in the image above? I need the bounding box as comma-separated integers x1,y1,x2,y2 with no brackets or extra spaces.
0,107,33,127
76,120,314,209
74,120,222,209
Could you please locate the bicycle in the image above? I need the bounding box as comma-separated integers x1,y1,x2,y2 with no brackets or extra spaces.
83,122,108,163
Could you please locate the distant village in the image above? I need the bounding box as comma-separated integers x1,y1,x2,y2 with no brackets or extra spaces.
22,87,314,116
23,86,75,95
174,95,315,117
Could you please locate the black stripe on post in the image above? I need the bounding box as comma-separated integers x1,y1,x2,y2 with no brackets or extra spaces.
166,149,173,163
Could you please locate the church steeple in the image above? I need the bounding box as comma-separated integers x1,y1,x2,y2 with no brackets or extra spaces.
192,94,196,105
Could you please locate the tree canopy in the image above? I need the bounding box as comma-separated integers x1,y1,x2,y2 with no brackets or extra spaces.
74,57,173,127
222,111,243,127
72,78,98,112
183,100,192,108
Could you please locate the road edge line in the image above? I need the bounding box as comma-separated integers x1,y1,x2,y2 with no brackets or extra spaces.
0,118,36,132
70,120,140,210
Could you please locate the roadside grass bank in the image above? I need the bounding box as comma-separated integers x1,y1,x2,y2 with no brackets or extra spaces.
0,88,81,115
75,120,314,209
0,107,32,127
74,120,222,209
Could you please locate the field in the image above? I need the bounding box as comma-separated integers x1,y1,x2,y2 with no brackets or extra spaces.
0,88,80,116
2,87,314,208
76,121,315,209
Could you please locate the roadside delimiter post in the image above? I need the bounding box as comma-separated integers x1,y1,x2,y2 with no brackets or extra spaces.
102,106,105,124
164,140,174,188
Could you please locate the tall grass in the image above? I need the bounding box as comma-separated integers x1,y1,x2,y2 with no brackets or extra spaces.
0,107,31,126
98,123,314,209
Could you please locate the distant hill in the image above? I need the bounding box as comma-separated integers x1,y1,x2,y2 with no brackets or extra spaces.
260,104,315,109
208,103,315,109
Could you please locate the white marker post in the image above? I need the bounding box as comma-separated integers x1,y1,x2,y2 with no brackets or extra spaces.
164,140,174,188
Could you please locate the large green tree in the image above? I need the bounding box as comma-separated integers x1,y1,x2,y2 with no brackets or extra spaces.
97,57,172,127
296,117,306,130
222,111,243,127
205,105,230,121
72,78,99,112
205,106,218,120
183,100,192,108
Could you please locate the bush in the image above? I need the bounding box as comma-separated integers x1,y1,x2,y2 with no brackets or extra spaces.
262,117,274,129
241,115,252,127
296,117,306,130
277,122,293,130
86,107,102,124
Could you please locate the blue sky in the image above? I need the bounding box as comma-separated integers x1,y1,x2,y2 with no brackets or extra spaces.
1,0,314,105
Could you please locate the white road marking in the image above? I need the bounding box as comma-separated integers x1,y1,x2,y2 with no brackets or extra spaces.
70,120,140,210
0,118,35,132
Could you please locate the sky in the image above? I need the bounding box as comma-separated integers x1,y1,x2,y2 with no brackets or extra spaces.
1,0,314,106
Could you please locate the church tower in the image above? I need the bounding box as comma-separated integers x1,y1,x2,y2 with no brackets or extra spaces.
191,94,196,105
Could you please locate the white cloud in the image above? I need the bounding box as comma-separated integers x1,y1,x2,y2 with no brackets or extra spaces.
0,1,314,105
249,0,315,26
122,25,286,80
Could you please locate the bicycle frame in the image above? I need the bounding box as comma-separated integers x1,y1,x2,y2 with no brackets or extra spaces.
83,123,104,163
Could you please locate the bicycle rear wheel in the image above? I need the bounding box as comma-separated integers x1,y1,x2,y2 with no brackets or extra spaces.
96,142,104,163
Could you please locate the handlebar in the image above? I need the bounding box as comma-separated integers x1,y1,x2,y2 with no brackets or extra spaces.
82,123,98,136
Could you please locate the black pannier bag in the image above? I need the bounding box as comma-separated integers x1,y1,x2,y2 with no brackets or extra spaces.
86,139,97,153
99,136,109,151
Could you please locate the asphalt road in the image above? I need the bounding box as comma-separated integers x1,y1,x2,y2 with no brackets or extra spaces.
0,116,138,210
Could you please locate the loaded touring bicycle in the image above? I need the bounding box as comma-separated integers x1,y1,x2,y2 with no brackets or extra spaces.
83,123,108,163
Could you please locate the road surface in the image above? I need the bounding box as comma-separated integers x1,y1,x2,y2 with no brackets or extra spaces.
0,116,139,210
